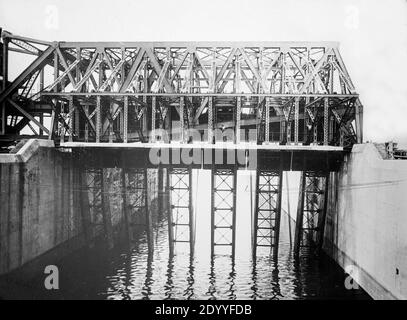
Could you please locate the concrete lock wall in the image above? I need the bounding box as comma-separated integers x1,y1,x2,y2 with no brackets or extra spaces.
0,139,159,275
324,143,407,300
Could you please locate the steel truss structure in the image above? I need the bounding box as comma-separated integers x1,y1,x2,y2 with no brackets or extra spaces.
294,171,329,254
211,167,237,258
167,167,195,255
252,170,283,259
0,30,363,148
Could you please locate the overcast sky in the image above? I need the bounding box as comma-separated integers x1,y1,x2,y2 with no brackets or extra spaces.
1,0,406,147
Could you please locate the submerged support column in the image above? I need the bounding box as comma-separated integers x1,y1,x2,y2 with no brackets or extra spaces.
166,168,174,255
168,168,194,255
121,167,131,241
79,166,92,244
252,169,283,260
126,168,152,251
144,168,153,253
294,171,329,255
101,169,114,249
211,167,237,259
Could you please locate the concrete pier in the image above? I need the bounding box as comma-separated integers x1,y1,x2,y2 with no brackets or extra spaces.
0,139,160,275
324,143,407,299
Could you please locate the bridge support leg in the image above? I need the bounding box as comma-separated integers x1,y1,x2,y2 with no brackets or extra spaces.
126,168,152,252
211,167,237,259
101,169,114,249
168,167,194,255
121,167,131,242
294,171,329,255
252,169,283,260
79,167,92,245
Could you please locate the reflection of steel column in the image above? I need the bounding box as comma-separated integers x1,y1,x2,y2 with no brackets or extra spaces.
79,166,92,244
101,169,114,249
189,168,195,256
121,167,131,241
144,169,153,253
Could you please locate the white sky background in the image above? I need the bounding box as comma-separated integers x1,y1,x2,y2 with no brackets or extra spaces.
1,0,407,147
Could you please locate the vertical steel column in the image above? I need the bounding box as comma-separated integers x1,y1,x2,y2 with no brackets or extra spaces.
166,168,174,255
208,96,213,144
252,169,283,259
123,96,128,143
179,96,184,143
294,171,329,255
323,97,329,145
265,97,270,144
168,168,194,254
317,173,330,251
151,96,156,142
294,171,306,255
294,97,299,145
84,105,89,142
1,38,8,135
355,101,363,143
211,167,237,259
236,96,241,144
109,102,114,143
304,97,309,143
96,96,101,143
313,122,318,145
68,96,74,142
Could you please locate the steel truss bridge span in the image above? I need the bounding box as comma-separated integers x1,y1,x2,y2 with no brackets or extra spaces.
0,31,363,150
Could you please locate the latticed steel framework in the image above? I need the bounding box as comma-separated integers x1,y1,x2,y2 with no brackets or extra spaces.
168,168,194,255
122,168,152,248
294,171,329,254
211,167,237,257
252,170,283,258
0,30,363,148
83,167,113,247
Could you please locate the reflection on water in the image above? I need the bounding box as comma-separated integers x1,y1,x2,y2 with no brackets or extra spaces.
0,168,370,300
